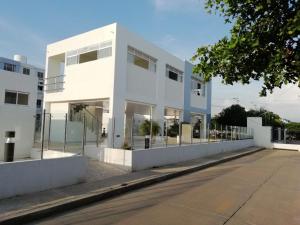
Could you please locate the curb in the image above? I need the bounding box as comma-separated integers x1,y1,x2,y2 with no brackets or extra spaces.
0,147,264,225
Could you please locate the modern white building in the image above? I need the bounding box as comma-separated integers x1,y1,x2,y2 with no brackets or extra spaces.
0,55,44,160
44,23,211,149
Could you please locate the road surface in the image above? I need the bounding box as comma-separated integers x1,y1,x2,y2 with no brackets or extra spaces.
30,150,300,225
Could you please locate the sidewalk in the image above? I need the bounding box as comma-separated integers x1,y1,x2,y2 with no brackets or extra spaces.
0,146,263,223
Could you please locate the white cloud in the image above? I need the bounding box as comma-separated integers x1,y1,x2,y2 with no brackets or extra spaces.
152,0,204,12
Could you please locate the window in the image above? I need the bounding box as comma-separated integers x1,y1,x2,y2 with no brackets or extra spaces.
4,91,29,105
79,50,98,64
98,47,112,58
17,93,29,105
4,91,17,104
127,46,157,72
38,85,43,91
166,65,183,82
36,99,42,108
37,72,44,79
4,63,16,72
191,78,205,96
66,40,112,66
23,68,30,75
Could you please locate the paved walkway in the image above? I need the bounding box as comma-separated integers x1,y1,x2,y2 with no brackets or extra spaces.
0,147,259,218
31,149,300,225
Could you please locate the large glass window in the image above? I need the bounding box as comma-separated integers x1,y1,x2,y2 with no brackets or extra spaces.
4,91,17,104
166,65,183,82
127,46,157,72
79,50,98,64
66,40,112,66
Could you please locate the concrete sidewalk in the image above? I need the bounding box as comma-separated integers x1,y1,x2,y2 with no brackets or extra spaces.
0,147,262,224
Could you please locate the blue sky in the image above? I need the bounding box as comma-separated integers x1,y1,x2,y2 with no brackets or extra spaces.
1,0,299,121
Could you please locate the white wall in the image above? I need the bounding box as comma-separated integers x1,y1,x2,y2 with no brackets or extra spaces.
247,117,273,148
190,93,207,109
0,70,37,161
0,156,87,199
100,139,254,171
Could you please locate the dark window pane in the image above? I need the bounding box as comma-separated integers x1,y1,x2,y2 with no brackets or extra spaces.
4,63,16,72
23,68,30,75
168,71,178,81
37,72,44,78
38,86,43,91
79,51,98,64
36,99,42,108
5,91,17,104
17,93,29,105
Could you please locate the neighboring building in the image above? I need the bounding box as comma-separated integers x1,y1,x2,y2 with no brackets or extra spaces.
44,23,211,149
0,55,44,160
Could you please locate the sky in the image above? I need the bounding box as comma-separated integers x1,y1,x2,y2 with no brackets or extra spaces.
0,0,299,121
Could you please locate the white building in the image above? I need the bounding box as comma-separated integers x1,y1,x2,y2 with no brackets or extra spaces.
0,55,44,160
44,23,211,149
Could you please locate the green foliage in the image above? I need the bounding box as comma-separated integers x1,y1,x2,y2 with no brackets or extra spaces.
139,120,161,136
167,121,180,137
213,104,284,126
193,0,300,96
214,104,248,126
285,122,300,131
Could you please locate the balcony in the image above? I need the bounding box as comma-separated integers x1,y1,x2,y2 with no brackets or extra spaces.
44,75,65,93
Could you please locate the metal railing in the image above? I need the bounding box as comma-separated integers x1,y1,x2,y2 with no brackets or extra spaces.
44,75,65,92
272,127,300,144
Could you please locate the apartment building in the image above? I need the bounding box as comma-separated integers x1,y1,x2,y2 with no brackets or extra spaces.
0,55,44,160
44,23,211,149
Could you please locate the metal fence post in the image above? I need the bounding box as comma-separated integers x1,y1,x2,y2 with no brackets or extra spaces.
82,113,86,155
179,122,182,146
63,113,67,152
165,119,168,147
231,126,233,141
96,119,99,148
221,124,223,142
47,113,51,150
207,123,210,142
41,109,46,160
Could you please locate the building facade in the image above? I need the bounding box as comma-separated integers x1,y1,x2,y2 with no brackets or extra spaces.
44,23,211,149
0,55,44,160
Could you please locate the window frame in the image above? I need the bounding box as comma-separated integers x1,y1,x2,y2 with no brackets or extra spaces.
23,67,30,75
4,90,29,106
127,46,157,73
166,64,183,82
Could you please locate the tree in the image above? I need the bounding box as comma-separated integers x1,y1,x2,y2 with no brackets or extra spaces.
192,0,300,96
213,104,284,127
214,104,247,126
285,122,300,131
139,120,161,136
247,108,284,127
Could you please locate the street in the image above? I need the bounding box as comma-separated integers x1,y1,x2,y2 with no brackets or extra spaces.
30,150,300,225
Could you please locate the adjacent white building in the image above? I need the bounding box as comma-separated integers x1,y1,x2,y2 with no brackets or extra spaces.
44,23,211,149
0,55,44,160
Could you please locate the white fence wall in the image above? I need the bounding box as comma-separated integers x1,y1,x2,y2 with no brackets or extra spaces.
0,156,87,199
99,139,254,171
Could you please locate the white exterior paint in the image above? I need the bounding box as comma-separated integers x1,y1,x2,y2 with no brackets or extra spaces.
247,117,273,148
84,139,254,171
0,56,44,160
247,117,300,151
0,156,87,199
44,23,211,149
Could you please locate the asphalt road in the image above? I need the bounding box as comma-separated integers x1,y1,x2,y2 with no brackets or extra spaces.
30,150,300,225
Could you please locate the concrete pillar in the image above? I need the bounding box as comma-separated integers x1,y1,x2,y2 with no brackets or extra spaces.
278,128,281,142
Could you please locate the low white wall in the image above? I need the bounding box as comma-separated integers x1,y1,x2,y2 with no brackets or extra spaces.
132,139,254,171
273,143,300,151
102,139,254,171
0,156,87,199
247,117,273,148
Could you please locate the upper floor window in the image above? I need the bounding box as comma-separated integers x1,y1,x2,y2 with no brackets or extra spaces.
38,85,43,91
23,68,30,75
4,90,29,105
4,63,16,72
36,99,42,108
166,65,183,82
127,46,156,72
37,72,44,79
191,77,205,96
66,40,112,66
